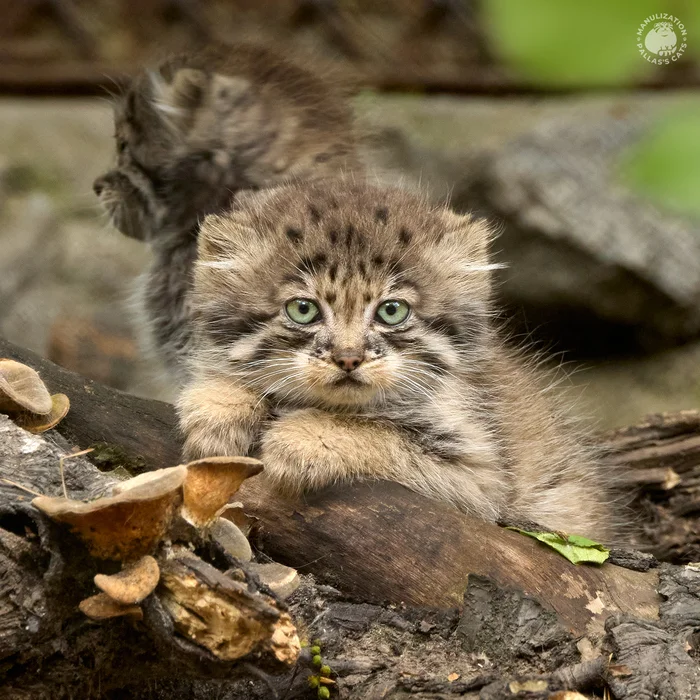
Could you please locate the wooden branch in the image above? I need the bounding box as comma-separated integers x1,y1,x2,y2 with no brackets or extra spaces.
603,410,700,474
602,413,700,561
241,479,661,638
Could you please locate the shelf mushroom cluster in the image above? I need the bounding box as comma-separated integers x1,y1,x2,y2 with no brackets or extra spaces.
33,457,300,665
3,356,300,666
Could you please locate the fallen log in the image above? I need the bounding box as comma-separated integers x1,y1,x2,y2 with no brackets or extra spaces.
602,412,700,562
0,336,662,628
1,336,699,698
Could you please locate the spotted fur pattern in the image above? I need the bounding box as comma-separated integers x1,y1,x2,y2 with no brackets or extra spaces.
178,179,618,540
94,43,358,380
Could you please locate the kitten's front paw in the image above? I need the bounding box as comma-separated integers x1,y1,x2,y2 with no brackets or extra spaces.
179,408,253,461
181,429,240,462
177,377,264,461
260,409,352,496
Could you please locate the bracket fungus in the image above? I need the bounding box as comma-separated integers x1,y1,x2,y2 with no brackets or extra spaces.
33,465,186,561
14,392,70,434
79,593,144,621
248,562,300,601
29,446,296,667
0,358,53,415
210,517,253,562
219,503,258,537
94,555,160,605
0,359,70,432
182,456,263,528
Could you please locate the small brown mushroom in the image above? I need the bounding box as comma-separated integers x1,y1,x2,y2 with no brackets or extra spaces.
94,555,160,605
79,592,143,621
14,393,70,433
110,465,185,496
219,502,258,537
0,359,52,415
248,562,300,600
210,517,252,562
182,456,263,528
33,465,187,561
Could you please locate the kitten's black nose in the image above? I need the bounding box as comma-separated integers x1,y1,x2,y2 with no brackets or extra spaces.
93,177,106,196
333,351,363,372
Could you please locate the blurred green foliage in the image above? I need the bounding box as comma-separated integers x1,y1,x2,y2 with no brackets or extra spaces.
686,2,700,52
482,0,689,87
483,0,700,219
620,101,700,219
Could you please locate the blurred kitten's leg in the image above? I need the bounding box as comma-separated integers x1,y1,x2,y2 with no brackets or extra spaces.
177,374,267,460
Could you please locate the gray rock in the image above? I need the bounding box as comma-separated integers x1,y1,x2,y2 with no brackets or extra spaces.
474,113,700,345
359,93,700,348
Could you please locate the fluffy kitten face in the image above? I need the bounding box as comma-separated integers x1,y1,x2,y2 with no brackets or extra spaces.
93,44,357,242
191,180,496,410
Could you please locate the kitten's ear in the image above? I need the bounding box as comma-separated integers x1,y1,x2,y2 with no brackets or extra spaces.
197,190,269,261
442,212,498,272
431,212,501,305
228,184,285,216
198,186,284,261
150,68,207,118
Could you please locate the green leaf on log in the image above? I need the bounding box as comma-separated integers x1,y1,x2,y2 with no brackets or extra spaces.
507,528,610,565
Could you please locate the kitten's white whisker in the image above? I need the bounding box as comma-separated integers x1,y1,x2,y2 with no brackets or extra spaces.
400,358,457,383
237,367,302,393
394,373,434,402
462,263,507,272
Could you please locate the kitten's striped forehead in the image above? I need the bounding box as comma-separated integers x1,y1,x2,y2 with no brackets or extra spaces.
277,210,418,318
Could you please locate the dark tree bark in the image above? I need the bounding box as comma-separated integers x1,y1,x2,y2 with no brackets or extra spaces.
602,412,700,562
0,336,181,470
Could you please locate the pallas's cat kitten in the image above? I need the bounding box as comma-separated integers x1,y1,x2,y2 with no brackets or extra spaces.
93,43,357,380
178,179,616,540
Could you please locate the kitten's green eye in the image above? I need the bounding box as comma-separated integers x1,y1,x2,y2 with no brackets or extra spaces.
285,299,321,324
375,300,410,325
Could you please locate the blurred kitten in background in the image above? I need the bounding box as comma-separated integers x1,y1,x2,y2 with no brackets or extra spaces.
94,43,359,382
